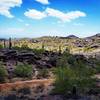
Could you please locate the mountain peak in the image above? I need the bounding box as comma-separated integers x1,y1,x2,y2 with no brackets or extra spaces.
66,35,79,39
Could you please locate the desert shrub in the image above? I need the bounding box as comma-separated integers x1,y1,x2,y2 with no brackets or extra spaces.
12,46,21,50
15,64,33,78
33,48,45,54
95,66,100,73
20,44,32,51
13,45,33,52
53,61,96,95
83,46,92,53
95,60,100,73
67,55,76,65
0,44,3,49
21,44,28,49
0,65,7,83
64,47,70,54
56,50,71,67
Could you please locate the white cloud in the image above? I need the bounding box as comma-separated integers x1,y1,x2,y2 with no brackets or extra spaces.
35,0,49,5
0,0,22,18
24,9,47,20
45,8,86,22
24,7,86,22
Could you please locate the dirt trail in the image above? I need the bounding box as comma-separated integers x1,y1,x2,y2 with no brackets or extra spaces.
0,79,54,93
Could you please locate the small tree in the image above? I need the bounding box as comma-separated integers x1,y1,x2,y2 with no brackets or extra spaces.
0,65,7,83
15,64,33,78
56,48,71,67
83,46,92,53
53,63,96,95
0,44,3,49
21,44,29,49
33,48,45,54
42,44,45,49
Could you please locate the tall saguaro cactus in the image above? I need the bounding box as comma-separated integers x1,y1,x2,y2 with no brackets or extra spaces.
9,38,12,49
42,43,45,49
59,45,61,54
3,39,6,48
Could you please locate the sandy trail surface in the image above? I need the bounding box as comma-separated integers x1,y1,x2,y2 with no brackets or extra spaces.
0,79,54,93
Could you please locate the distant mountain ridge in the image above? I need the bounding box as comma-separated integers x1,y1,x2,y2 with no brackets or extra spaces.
60,35,79,39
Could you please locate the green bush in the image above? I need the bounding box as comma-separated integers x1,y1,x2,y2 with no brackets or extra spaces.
15,64,33,78
56,50,71,67
0,44,3,49
12,46,21,50
20,44,32,51
32,48,45,54
95,60,100,73
95,66,100,73
67,55,76,65
53,61,96,95
0,65,7,83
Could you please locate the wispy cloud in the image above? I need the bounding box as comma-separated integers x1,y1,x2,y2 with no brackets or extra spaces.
45,8,86,22
24,7,86,22
35,0,49,5
24,9,47,20
0,0,22,18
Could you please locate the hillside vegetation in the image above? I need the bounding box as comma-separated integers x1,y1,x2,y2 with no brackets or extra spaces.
0,34,99,99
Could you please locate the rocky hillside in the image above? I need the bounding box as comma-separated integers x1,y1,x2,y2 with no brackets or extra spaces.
0,33,99,56
0,34,100,52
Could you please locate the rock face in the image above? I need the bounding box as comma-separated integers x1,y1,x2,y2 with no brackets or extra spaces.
0,50,17,61
0,49,60,69
0,49,61,80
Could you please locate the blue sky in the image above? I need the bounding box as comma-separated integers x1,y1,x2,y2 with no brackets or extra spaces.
0,0,100,38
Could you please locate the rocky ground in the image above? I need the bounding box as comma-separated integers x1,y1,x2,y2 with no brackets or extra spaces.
0,78,100,100
0,49,60,80
0,46,100,100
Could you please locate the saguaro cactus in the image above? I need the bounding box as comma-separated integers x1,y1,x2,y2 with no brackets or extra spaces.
72,85,77,96
3,39,6,48
59,45,61,53
42,44,45,49
9,38,12,49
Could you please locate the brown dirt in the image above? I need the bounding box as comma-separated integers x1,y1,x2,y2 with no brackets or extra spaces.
0,79,54,94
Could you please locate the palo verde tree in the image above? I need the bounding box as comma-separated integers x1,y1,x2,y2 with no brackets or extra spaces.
0,64,7,83
53,50,96,96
